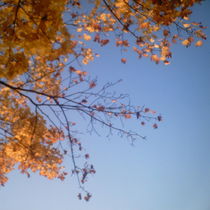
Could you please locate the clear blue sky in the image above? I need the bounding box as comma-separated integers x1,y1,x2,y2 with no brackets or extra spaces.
1,1,210,210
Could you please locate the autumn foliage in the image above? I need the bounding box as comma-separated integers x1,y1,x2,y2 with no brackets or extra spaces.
0,0,206,200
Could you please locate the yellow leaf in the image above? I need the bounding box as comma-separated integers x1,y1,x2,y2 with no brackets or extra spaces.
183,16,189,20
151,54,159,64
77,27,82,32
182,39,190,46
83,33,91,41
183,23,190,28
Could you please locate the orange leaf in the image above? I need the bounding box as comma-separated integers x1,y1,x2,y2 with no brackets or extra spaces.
164,60,170,65
182,39,190,46
183,23,190,28
195,40,203,47
124,114,131,119
140,22,150,29
121,58,126,64
151,54,159,64
69,67,87,76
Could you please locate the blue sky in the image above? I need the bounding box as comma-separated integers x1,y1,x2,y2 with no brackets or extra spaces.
1,1,210,210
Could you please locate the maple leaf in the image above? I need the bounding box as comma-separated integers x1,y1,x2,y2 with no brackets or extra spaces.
124,114,131,119
151,54,160,64
183,23,191,28
100,39,109,46
182,39,191,47
89,81,96,88
121,58,127,64
195,40,203,47
163,30,170,37
85,154,90,159
83,33,92,41
94,34,100,42
164,60,170,65
96,106,105,111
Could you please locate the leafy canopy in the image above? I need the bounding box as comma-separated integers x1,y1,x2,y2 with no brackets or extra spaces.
0,0,206,200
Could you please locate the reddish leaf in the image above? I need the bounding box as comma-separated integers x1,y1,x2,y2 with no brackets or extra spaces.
153,123,158,129
121,58,127,64
100,39,109,46
89,81,96,88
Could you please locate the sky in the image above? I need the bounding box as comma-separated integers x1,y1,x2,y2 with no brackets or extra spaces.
1,1,210,210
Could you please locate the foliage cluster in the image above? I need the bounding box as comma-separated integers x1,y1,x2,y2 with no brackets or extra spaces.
0,0,206,200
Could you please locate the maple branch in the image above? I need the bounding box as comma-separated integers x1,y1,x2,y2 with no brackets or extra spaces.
131,0,195,35
53,98,90,194
12,0,22,36
0,79,158,140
